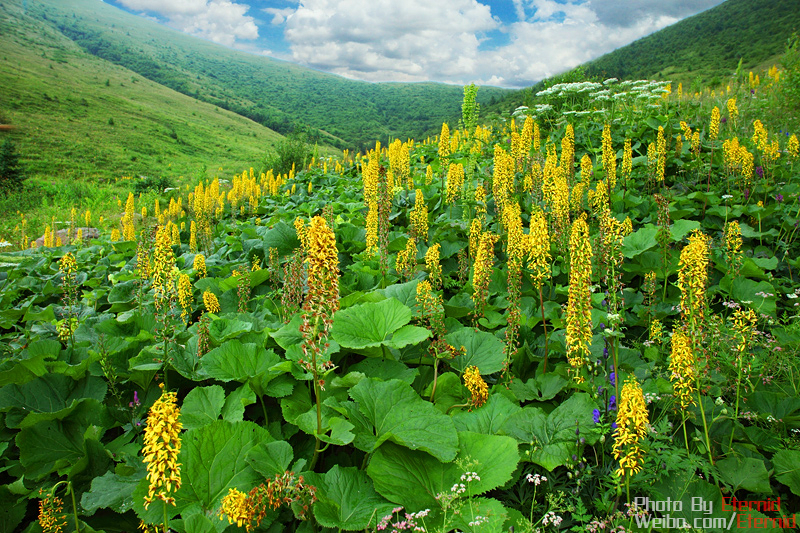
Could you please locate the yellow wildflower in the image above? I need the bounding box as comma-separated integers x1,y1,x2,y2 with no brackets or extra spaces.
669,330,696,410
463,365,488,408
425,243,442,289
566,215,593,377
193,253,207,278
142,385,182,509
612,377,649,477
678,230,710,333
203,290,220,314
710,106,720,141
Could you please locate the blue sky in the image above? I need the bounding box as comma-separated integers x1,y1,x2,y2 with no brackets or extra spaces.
104,0,726,88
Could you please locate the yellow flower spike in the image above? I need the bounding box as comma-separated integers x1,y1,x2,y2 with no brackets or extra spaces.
142,385,182,509
438,123,450,160
612,376,649,478
177,273,193,323
193,254,207,278
669,330,696,410
463,365,488,409
678,229,710,333
203,290,220,314
218,488,253,528
566,215,593,379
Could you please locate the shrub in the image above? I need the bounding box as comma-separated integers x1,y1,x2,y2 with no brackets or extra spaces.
261,133,310,176
0,139,25,195
133,175,173,194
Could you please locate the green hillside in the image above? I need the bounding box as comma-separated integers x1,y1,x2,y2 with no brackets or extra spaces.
28,0,510,150
486,0,800,117
584,0,800,86
0,0,284,182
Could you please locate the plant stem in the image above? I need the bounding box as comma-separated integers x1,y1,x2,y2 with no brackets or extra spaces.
539,284,548,372
163,499,169,533
429,358,439,403
729,350,745,451
69,482,80,533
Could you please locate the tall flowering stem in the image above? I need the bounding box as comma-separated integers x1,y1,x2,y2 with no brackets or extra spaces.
503,203,525,378
527,209,552,370
142,384,182,533
566,215,593,382
669,329,696,454
729,308,757,451
299,216,339,470
471,232,498,322
678,230,710,336
677,229,713,464
612,377,649,501
218,472,317,529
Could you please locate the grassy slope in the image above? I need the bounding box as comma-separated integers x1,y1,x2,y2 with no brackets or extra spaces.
30,0,510,150
0,0,284,182
486,0,800,117
583,0,800,86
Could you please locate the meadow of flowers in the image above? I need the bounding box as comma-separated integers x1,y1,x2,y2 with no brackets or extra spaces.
1,69,800,533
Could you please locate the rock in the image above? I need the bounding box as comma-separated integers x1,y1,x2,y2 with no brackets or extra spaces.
35,227,101,247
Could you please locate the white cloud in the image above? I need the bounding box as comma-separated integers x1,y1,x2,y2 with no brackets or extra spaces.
117,0,258,46
262,7,295,25
283,0,497,82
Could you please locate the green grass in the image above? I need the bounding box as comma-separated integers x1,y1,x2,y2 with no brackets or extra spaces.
0,0,292,241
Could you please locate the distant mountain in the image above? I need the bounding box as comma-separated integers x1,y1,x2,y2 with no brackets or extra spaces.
583,0,800,86
27,0,510,150
487,0,800,116
0,0,284,182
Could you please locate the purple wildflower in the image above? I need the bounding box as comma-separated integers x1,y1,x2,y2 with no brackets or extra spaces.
755,166,764,178
777,193,784,203
609,395,617,410
593,409,601,424
609,372,616,386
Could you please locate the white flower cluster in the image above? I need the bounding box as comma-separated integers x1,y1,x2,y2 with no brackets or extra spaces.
468,516,488,527
461,472,480,482
536,81,603,98
450,483,466,495
525,473,548,486
542,512,563,527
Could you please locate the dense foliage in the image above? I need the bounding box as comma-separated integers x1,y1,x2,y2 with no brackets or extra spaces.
1,61,800,533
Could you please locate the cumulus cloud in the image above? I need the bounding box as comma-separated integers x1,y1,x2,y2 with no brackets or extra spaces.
114,0,727,87
276,0,722,87
283,0,497,82
587,0,726,28
117,0,258,46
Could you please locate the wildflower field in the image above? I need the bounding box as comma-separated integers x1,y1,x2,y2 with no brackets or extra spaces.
2,66,800,533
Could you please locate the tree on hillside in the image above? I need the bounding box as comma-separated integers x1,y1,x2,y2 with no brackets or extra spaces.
0,139,24,195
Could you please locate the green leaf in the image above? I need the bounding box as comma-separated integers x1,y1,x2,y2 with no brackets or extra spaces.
0,374,107,428
177,420,274,511
17,419,85,479
730,278,777,317
246,440,293,479
773,449,800,496
367,432,519,510
256,221,301,256
0,486,26,532
349,359,418,385
181,386,225,430
501,393,598,470
446,328,505,374
670,219,701,241
449,497,508,533
349,378,458,461
509,374,568,402
311,466,396,530
208,317,253,343
221,383,256,423
333,298,429,350
622,225,659,258
452,394,521,435
378,280,419,310
81,470,142,515
200,340,280,382
717,456,772,494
